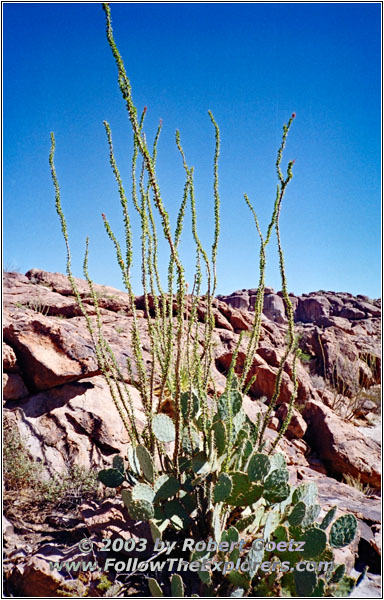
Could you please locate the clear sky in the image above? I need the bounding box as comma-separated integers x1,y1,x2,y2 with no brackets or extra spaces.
4,2,381,298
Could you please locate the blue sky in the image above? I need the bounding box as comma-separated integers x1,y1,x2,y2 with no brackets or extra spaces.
4,2,381,298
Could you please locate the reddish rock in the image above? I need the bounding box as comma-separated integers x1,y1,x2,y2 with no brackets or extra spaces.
354,301,381,318
217,303,252,331
3,342,18,372
339,306,366,320
276,403,307,439
295,296,331,322
268,416,280,431
249,363,295,404
3,311,101,391
315,315,353,332
303,400,381,486
263,293,287,324
3,373,28,400
221,292,249,311
9,375,144,475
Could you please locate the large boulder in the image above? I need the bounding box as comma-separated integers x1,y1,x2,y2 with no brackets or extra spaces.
295,296,331,322
303,400,381,487
263,293,287,324
3,311,101,391
7,376,144,475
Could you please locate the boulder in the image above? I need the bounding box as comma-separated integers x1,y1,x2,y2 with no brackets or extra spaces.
315,315,353,332
249,363,295,404
6,543,88,597
8,375,144,475
339,306,366,320
303,400,381,487
3,311,101,391
295,296,331,322
3,373,28,400
276,403,307,439
263,293,287,323
3,342,18,372
224,293,249,311
354,301,381,318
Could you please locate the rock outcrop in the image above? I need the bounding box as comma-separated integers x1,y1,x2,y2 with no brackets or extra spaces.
3,270,381,596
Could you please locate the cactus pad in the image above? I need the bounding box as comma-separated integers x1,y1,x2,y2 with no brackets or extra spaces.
98,468,125,488
171,574,184,597
131,482,156,503
112,455,125,473
269,452,287,471
154,475,181,501
330,514,357,548
127,446,141,476
292,481,318,506
319,505,337,530
214,473,233,503
247,453,271,482
301,503,321,528
164,499,189,529
263,468,290,503
294,570,317,596
152,413,176,443
191,451,210,475
212,420,227,456
300,527,327,559
331,564,346,583
217,389,242,420
181,390,199,420
148,578,163,597
288,501,306,526
123,493,155,521
226,471,262,506
149,520,162,543
136,445,155,483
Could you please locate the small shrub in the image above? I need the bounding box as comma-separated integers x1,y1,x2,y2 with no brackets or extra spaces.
13,298,50,316
4,417,44,492
343,474,375,497
4,417,100,516
296,349,313,364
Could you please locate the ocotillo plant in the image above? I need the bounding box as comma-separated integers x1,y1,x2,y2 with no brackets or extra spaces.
50,5,359,597
51,2,298,469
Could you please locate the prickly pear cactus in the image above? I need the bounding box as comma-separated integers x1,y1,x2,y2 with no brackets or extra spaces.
171,574,184,597
136,445,155,483
247,453,270,482
98,468,125,487
148,578,163,597
330,514,358,548
152,413,176,443
96,390,359,599
214,473,233,503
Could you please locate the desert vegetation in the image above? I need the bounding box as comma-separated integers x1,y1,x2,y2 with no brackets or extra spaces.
3,4,380,598
42,4,361,597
